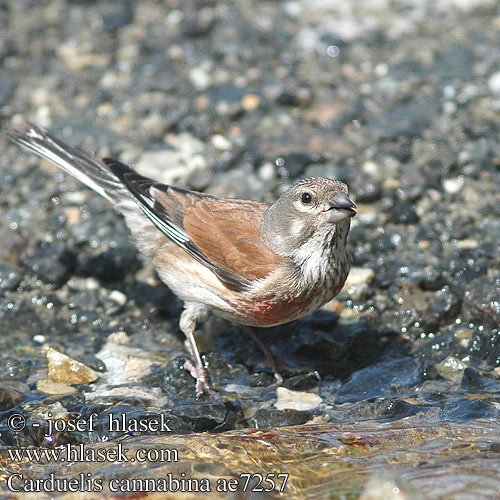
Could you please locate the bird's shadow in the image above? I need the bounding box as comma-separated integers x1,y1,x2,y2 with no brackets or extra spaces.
214,309,409,384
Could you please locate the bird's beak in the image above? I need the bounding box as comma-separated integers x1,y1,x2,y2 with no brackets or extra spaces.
324,192,357,223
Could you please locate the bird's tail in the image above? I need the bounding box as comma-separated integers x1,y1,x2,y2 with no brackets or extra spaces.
6,124,127,203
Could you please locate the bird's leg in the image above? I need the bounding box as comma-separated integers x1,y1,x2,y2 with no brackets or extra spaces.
242,326,321,384
242,326,284,383
179,308,213,398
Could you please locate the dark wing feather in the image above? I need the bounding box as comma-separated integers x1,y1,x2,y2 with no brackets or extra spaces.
104,158,279,292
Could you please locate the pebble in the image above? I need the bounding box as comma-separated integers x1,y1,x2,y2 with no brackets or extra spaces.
436,356,466,384
46,347,98,385
36,379,78,395
274,387,322,411
211,134,232,151
443,176,464,194
462,276,500,328
344,267,375,288
488,71,500,95
0,263,23,293
109,290,127,306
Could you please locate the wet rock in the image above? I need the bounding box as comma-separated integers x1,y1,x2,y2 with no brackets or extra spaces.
274,387,322,411
351,174,382,203
0,263,23,293
36,379,78,395
421,286,462,331
0,296,45,336
78,247,140,282
170,401,243,433
182,10,215,38
200,351,248,385
443,398,499,422
369,99,440,139
99,2,134,32
46,347,99,385
462,275,500,328
0,386,24,411
460,368,500,392
2,356,31,381
468,328,500,369
335,358,420,404
436,356,466,384
162,356,198,399
277,152,311,177
391,199,420,225
247,408,314,428
0,75,15,106
21,241,76,288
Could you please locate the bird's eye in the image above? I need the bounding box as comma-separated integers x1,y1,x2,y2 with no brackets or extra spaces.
301,192,312,204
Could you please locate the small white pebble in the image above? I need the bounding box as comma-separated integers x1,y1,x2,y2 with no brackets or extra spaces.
109,290,127,306
488,71,500,95
211,134,232,151
108,331,130,345
344,267,375,288
33,334,46,344
85,277,100,290
274,387,322,411
442,176,464,194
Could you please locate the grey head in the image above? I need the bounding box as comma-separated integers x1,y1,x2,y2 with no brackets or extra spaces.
261,177,356,257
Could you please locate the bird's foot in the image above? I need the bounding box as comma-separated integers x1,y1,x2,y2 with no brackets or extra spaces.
268,358,321,385
183,359,219,399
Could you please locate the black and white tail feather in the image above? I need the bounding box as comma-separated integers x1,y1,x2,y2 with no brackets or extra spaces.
7,125,127,203
7,124,249,291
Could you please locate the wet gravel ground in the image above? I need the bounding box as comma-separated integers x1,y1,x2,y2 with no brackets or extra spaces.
1,0,500,497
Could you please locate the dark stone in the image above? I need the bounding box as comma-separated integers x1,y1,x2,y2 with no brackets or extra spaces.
335,357,420,404
447,252,488,286
284,372,322,391
278,152,312,178
391,199,420,225
0,387,24,411
200,351,248,384
170,401,243,433
420,360,439,381
421,286,462,331
462,275,500,328
0,413,38,448
468,329,500,368
0,76,15,106
369,99,440,139
78,247,140,282
460,368,500,392
126,280,180,317
21,241,76,288
443,398,499,422
276,90,301,106
0,297,45,336
75,354,107,373
367,398,424,421
351,174,382,203
100,2,134,32
414,327,467,365
3,357,31,381
411,265,446,291
182,13,215,38
0,263,23,293
247,408,313,428
161,356,198,399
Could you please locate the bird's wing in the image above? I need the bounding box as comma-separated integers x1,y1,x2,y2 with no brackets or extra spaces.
105,159,281,292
